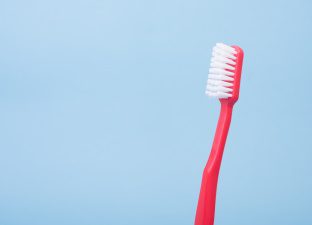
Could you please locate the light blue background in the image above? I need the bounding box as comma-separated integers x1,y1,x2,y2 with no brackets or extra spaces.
0,0,311,224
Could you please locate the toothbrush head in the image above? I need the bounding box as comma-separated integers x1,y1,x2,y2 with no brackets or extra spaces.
205,43,244,104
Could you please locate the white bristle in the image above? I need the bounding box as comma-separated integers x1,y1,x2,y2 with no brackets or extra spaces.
209,68,234,76
207,80,233,87
213,46,237,60
211,53,236,65
205,43,237,99
208,74,234,82
210,61,235,71
216,43,237,54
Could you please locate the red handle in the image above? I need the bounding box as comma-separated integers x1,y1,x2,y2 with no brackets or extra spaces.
195,101,233,225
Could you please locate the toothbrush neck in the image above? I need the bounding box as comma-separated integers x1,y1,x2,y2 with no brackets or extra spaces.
206,101,234,173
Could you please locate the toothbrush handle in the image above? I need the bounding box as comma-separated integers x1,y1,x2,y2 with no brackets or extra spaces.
195,101,233,225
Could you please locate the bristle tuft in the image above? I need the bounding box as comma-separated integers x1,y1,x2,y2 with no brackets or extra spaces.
205,43,237,99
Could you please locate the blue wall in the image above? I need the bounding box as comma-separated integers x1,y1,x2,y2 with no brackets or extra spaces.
0,0,311,224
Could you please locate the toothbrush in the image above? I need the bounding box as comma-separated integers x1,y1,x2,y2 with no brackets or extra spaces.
194,43,244,225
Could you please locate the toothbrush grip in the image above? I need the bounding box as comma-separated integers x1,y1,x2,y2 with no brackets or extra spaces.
195,101,233,225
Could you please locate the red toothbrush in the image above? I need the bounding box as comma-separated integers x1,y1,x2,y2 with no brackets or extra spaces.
195,43,244,225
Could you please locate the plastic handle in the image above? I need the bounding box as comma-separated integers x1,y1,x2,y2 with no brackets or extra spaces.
195,101,233,225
